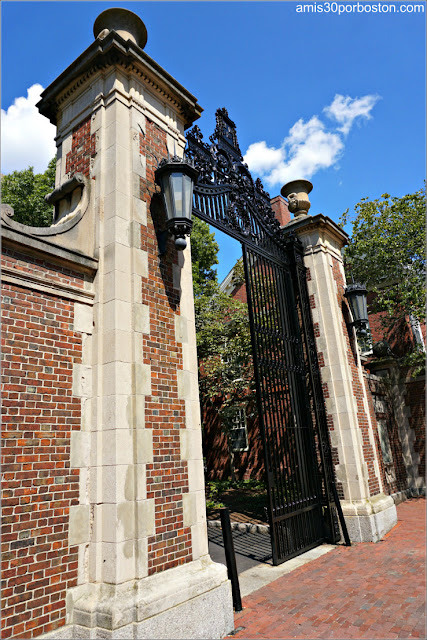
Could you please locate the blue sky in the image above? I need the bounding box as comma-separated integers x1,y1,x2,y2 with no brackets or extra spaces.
1,1,425,281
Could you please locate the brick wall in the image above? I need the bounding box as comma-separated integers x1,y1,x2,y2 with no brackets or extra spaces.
364,374,391,493
304,267,343,496
1,250,85,639
203,406,231,481
138,119,192,575
406,377,425,480
270,196,291,227
229,282,247,304
365,374,407,495
367,288,427,357
65,117,96,179
368,306,415,358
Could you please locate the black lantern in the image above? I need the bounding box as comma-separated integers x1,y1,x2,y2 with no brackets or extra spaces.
155,155,199,253
344,282,369,333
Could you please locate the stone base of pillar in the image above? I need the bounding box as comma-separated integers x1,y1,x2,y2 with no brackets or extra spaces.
341,493,398,543
42,558,233,639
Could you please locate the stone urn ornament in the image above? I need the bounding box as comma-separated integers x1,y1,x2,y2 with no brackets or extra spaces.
280,179,313,217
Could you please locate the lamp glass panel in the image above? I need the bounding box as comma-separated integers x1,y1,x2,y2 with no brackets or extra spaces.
357,292,368,322
360,295,368,321
350,291,367,323
161,174,174,222
170,173,183,218
182,174,193,221
348,294,358,322
354,294,363,322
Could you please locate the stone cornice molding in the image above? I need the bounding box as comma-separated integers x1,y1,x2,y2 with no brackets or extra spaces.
219,265,237,294
301,239,343,263
37,31,203,129
282,213,349,252
1,226,98,276
1,265,94,305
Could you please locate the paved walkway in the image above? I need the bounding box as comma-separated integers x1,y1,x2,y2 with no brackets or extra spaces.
229,498,425,639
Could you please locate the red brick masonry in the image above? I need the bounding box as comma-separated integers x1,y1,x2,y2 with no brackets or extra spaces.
65,117,96,179
1,251,84,639
231,498,426,639
406,377,425,480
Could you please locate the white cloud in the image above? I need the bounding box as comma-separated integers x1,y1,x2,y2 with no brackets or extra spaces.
244,141,285,174
1,84,56,175
268,117,343,186
323,93,381,135
243,93,380,188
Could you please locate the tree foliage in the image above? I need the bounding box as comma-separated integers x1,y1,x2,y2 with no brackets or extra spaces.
340,185,426,327
190,217,219,298
195,288,254,413
1,158,56,227
190,217,254,426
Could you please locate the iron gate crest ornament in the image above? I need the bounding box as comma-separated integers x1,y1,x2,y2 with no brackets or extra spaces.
186,108,288,258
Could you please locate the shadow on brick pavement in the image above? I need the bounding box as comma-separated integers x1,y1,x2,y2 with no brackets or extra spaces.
208,526,272,574
226,498,426,639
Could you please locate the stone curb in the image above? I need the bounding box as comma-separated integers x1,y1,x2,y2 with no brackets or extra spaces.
207,519,269,534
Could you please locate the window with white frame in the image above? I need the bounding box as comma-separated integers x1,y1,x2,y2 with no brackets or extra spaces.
409,315,425,352
229,407,249,452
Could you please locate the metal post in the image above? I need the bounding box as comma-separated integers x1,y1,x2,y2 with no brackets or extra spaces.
331,482,351,547
220,508,242,612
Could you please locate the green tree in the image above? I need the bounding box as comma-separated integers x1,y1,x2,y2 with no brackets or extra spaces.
195,288,254,410
340,185,426,329
1,157,56,227
196,285,254,480
190,216,253,408
190,217,219,297
190,217,254,474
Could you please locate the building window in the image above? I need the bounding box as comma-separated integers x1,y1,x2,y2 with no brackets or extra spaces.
409,314,425,352
229,408,249,452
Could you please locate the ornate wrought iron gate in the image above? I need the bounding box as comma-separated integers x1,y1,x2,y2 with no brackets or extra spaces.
187,108,343,564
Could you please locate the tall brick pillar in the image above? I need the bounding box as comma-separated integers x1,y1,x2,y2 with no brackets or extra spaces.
37,8,233,638
281,180,397,543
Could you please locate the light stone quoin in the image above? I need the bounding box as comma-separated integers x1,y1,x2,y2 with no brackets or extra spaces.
35,6,233,639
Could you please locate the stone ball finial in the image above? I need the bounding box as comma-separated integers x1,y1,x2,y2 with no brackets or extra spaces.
281,179,313,217
93,8,148,49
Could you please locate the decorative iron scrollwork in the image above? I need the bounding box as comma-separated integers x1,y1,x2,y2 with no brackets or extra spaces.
187,108,287,251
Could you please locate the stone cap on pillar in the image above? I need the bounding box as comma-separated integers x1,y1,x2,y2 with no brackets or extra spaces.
93,8,148,49
37,10,203,129
281,213,349,252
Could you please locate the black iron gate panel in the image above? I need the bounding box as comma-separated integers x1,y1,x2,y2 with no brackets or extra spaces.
186,108,342,564
243,245,326,563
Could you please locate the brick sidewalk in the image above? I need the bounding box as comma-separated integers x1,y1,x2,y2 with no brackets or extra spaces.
229,498,425,639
